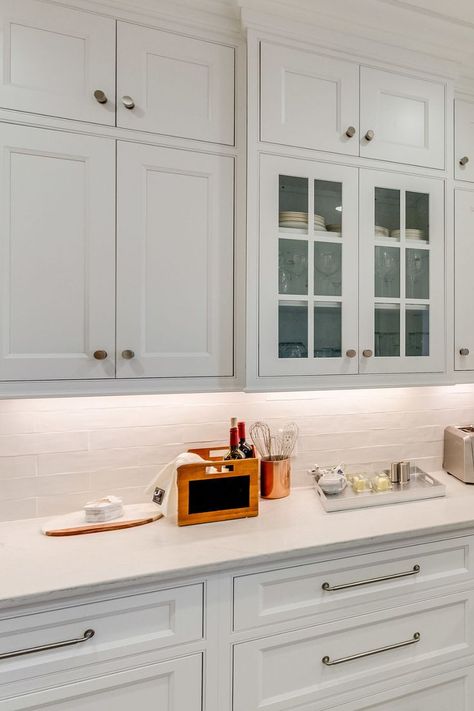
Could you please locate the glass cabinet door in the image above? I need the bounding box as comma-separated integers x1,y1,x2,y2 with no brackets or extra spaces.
259,155,358,376
359,170,444,374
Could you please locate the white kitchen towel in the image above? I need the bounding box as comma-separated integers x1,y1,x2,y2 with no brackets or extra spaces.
144,452,204,517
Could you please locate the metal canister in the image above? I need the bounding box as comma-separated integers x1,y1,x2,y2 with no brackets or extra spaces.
390,462,400,483
260,459,291,499
398,460,411,484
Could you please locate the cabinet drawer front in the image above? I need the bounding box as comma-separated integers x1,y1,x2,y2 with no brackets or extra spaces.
117,22,234,145
0,0,115,125
0,584,203,691
360,67,445,169
233,592,472,711
234,537,474,631
260,42,359,155
2,654,202,711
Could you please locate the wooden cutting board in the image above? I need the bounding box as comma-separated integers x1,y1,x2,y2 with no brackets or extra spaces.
42,504,162,536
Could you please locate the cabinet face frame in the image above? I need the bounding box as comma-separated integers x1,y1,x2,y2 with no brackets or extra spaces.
259,154,359,376
359,169,445,374
455,100,474,182
0,0,116,125
454,188,474,370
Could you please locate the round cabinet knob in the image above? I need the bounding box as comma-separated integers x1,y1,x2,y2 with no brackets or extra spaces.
93,350,108,360
345,126,356,138
121,95,135,110
346,349,357,358
93,89,107,104
460,348,470,356
362,349,373,358
121,349,135,360
364,130,375,142
460,156,470,166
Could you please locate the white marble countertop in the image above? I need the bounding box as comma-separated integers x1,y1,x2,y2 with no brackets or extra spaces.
2,471,474,610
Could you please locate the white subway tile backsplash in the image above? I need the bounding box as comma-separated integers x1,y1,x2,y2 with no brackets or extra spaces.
0,385,472,521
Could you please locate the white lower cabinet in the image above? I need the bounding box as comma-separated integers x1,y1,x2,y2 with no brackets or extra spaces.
3,654,202,711
116,142,234,378
233,590,472,710
0,124,116,381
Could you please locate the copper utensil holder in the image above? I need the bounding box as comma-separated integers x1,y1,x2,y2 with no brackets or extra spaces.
261,459,290,499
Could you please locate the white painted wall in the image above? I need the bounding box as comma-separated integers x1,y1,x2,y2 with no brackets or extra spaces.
0,385,473,521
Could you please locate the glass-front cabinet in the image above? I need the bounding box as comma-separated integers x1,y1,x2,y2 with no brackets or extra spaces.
359,170,444,374
259,155,358,376
259,156,444,377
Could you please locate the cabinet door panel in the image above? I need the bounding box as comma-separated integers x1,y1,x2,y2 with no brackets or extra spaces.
360,67,445,169
10,655,202,711
0,125,115,381
117,142,234,378
455,100,474,181
117,22,234,144
455,189,474,370
259,155,358,376
359,170,444,374
260,42,359,155
0,0,115,124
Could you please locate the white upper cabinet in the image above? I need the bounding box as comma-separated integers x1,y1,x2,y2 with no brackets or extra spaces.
259,155,359,376
359,170,444,374
260,42,360,156
0,0,115,124
0,124,116,381
455,100,474,181
117,22,235,144
454,189,474,370
116,142,234,379
360,67,445,169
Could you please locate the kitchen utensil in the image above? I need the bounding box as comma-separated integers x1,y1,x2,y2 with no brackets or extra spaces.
42,504,162,536
279,422,299,459
250,421,272,459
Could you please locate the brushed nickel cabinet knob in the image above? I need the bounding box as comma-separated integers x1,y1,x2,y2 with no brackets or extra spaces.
121,349,135,360
362,349,373,358
460,348,470,356
93,89,107,104
345,126,356,138
93,350,108,360
460,156,470,166
346,349,357,358
364,130,375,142
121,95,135,109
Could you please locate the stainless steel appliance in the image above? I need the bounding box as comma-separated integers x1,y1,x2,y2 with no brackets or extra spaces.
443,426,474,483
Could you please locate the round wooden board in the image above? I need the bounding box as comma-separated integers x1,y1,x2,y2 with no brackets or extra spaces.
42,504,163,536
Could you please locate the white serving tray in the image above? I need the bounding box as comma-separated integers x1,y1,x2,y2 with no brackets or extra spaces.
314,467,446,512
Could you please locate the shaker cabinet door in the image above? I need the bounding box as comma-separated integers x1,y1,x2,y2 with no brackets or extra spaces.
359,170,444,374
117,22,234,144
117,142,234,378
0,0,115,124
454,189,474,370
0,124,116,381
360,67,445,169
455,100,474,182
260,42,359,155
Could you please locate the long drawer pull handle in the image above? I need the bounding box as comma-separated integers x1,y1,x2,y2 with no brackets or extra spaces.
0,629,95,661
322,632,420,666
322,564,420,591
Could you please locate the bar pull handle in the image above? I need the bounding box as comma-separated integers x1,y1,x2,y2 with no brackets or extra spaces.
322,564,420,591
0,629,95,661
322,632,420,666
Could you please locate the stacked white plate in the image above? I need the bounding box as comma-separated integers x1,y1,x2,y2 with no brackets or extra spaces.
314,213,327,231
391,229,426,241
375,225,389,238
279,211,308,229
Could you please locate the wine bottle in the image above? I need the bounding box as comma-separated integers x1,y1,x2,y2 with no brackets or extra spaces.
224,424,245,460
238,421,253,458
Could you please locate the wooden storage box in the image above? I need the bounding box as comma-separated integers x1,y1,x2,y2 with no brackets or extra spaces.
177,447,259,526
